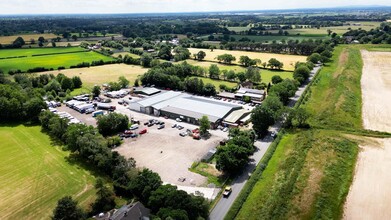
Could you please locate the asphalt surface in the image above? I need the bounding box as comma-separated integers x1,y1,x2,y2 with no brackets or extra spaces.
209,65,321,220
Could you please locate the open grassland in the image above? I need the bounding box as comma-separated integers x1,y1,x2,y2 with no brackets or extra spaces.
0,48,114,73
302,46,363,130
228,45,369,220
0,33,58,44
0,47,85,58
112,52,140,59
40,64,147,87
0,125,96,220
285,22,381,36
202,34,328,43
187,48,306,71
190,76,238,90
236,130,358,220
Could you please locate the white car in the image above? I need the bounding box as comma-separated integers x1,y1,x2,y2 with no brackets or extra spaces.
176,118,182,122
223,127,229,132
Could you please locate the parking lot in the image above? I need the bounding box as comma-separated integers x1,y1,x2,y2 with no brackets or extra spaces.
114,98,228,187
56,93,231,186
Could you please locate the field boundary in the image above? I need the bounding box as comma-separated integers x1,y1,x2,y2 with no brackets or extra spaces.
31,50,87,57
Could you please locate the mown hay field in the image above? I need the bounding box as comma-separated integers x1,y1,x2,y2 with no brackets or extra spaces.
0,125,96,220
187,48,307,71
40,64,148,87
0,33,59,44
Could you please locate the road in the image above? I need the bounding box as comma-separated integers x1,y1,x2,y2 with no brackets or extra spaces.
209,65,321,220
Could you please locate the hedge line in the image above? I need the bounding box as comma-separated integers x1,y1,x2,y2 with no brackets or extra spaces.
31,50,87,57
0,55,27,60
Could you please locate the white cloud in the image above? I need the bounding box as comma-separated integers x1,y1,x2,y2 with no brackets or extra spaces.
0,0,390,14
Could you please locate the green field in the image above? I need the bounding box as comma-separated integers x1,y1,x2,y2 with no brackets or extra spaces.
235,130,358,220
190,76,238,90
0,47,114,73
202,34,329,43
229,45,367,220
303,46,363,130
0,125,96,219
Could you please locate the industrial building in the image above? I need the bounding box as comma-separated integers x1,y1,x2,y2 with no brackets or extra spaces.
133,87,161,96
129,91,244,128
217,87,265,103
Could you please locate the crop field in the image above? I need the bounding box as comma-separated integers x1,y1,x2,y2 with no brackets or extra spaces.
0,47,114,73
286,21,381,35
40,64,148,87
0,33,59,44
201,34,329,43
112,52,140,58
0,125,96,220
225,26,251,32
187,48,306,71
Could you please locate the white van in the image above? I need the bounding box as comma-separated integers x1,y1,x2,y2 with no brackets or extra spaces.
130,124,139,130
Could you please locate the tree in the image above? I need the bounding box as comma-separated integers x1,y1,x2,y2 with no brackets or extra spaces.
134,78,140,87
52,196,85,220
203,83,216,96
12,37,25,48
38,36,45,44
91,178,116,214
239,56,252,67
307,53,322,64
215,143,250,174
254,58,262,67
129,168,162,203
72,76,82,89
196,50,206,61
237,72,246,83
251,95,283,136
199,115,210,135
216,54,236,64
267,58,283,69
140,53,153,67
118,76,129,88
71,35,78,41
52,41,56,47
226,70,236,81
158,44,172,60
92,85,101,97
292,108,310,128
60,77,74,91
209,64,220,79
97,113,129,136
245,67,261,83
270,79,298,104
293,65,311,84
271,75,283,84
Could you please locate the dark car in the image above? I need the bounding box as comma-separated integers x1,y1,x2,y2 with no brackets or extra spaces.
148,123,154,127
144,122,149,125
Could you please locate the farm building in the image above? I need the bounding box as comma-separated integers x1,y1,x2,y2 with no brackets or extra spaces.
133,87,161,96
223,108,251,127
235,87,265,103
128,91,243,128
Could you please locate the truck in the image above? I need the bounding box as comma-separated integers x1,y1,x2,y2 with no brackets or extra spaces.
92,110,104,117
97,103,116,111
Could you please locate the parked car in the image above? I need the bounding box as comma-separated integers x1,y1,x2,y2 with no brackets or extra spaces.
158,124,165,129
223,187,232,198
130,133,138,138
85,108,95,114
176,118,182,122
124,130,133,134
271,131,277,139
144,122,149,125
130,124,139,130
177,125,184,130
172,124,177,128
148,123,154,127
159,121,165,125
118,100,124,105
139,129,147,135
179,131,188,137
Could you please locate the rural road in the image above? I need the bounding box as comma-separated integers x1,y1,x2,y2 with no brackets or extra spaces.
209,65,321,220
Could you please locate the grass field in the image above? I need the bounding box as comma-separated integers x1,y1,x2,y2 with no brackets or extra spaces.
40,64,148,87
0,34,59,44
202,34,329,43
286,21,381,35
112,52,140,59
229,45,366,220
0,47,114,73
302,46,363,130
187,48,306,71
235,130,358,220
0,125,96,220
190,76,238,90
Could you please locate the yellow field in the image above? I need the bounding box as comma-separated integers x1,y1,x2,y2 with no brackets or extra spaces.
39,64,147,87
188,48,306,71
112,52,140,58
0,34,59,44
288,21,381,35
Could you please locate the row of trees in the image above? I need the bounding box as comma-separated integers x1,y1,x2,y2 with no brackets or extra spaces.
40,110,209,219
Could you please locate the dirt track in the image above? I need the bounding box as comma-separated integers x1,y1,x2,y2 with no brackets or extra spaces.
344,51,391,219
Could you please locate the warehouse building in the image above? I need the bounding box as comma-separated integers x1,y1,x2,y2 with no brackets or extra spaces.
129,91,243,128
133,87,161,96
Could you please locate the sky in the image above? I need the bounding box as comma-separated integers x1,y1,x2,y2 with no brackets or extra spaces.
1,0,390,15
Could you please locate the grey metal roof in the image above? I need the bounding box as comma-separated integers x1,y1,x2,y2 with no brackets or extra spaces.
224,109,251,123
237,88,265,95
136,91,182,107
160,106,220,123
135,87,161,95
